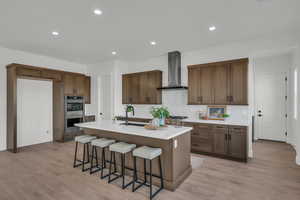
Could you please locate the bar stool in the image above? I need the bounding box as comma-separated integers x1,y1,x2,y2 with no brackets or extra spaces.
73,135,97,172
132,146,164,200
90,138,116,179
108,142,136,189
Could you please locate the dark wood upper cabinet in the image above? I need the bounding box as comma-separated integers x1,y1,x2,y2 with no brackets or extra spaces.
228,60,248,105
122,70,162,104
188,67,213,104
188,68,200,104
84,76,91,104
188,58,248,105
63,73,76,95
41,70,62,81
17,67,41,78
213,64,230,104
74,75,85,96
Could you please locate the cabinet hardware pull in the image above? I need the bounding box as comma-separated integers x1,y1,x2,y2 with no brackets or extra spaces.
225,134,227,140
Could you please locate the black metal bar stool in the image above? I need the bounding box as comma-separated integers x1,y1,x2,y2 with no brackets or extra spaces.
73,135,96,172
132,146,164,200
108,142,136,189
90,138,116,179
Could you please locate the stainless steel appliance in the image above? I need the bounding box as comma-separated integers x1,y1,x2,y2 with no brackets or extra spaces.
65,96,84,133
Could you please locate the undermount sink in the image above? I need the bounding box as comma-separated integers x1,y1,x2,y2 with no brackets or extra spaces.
119,122,146,127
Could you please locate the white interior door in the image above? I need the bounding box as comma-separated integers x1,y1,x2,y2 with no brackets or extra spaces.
98,75,113,120
17,79,53,147
255,73,287,141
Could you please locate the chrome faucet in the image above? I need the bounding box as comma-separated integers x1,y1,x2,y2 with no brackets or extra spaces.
125,105,135,125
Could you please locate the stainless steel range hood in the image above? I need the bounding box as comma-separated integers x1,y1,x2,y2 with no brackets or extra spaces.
157,51,188,90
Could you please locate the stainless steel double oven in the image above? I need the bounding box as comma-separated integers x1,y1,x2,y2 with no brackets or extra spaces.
65,96,84,133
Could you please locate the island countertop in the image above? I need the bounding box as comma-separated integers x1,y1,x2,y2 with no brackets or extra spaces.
75,120,193,140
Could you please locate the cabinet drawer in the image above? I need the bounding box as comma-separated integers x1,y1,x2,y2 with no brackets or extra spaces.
17,67,41,77
191,136,213,153
192,129,210,139
229,126,247,133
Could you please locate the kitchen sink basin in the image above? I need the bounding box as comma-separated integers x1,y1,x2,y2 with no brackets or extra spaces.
119,122,146,127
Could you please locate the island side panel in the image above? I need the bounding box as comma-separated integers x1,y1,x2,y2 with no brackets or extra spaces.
83,128,190,191
171,131,192,189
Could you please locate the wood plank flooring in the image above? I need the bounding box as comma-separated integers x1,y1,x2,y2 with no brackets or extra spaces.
0,140,299,200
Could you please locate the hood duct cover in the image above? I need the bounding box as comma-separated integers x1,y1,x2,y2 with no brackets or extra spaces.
157,51,188,90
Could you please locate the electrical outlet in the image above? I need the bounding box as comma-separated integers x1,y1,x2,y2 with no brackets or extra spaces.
174,139,178,149
46,130,49,134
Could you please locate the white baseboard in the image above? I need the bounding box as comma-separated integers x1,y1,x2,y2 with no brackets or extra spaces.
296,155,300,165
248,149,253,158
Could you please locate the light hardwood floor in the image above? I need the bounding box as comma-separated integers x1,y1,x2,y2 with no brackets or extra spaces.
0,140,300,200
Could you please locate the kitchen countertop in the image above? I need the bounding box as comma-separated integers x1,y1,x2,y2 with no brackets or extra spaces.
75,120,193,140
116,116,249,126
182,119,249,126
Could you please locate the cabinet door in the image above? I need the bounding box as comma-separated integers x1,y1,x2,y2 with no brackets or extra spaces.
191,124,213,153
74,75,85,96
151,71,162,104
139,72,150,104
188,68,201,104
84,76,91,104
200,66,214,104
64,74,75,95
212,125,228,155
228,127,247,159
213,64,230,104
122,74,130,104
229,61,248,105
128,74,140,104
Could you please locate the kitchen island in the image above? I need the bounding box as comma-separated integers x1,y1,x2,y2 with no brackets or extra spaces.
76,120,193,191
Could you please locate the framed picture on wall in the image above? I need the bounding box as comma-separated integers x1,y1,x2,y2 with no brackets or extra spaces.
207,106,226,120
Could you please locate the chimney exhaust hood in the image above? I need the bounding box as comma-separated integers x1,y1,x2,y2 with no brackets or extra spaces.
157,51,188,90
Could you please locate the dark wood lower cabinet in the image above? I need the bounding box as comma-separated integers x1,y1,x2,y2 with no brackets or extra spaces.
185,122,248,162
114,117,248,162
212,125,228,156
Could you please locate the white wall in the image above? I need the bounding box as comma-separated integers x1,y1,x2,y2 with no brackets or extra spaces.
294,45,300,165
0,46,86,151
17,79,53,147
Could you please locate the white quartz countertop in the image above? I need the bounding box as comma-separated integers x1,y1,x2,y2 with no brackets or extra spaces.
182,119,249,126
117,116,249,126
75,120,193,140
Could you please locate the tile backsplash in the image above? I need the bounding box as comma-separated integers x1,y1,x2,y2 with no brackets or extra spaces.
122,90,249,122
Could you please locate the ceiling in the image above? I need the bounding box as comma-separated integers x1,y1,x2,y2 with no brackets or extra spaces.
0,0,299,64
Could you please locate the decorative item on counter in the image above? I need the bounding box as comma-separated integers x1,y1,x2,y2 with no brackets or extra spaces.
150,106,170,126
198,111,207,120
222,113,230,120
112,116,117,123
207,106,227,120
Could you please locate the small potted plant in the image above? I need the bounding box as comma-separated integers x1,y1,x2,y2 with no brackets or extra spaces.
150,106,170,126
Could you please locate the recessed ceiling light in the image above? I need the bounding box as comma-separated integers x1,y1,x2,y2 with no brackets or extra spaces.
51,31,59,36
94,9,102,15
112,51,117,55
209,26,216,31
150,41,157,46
